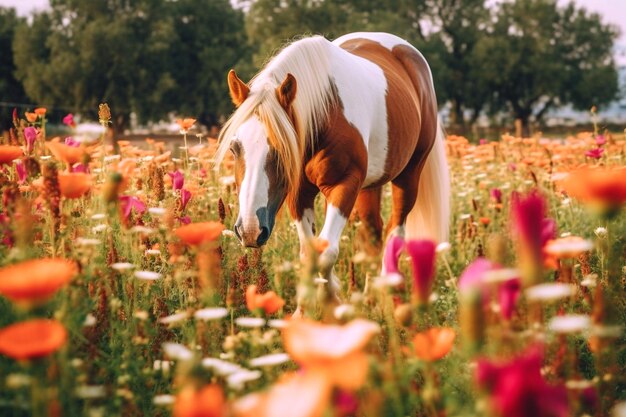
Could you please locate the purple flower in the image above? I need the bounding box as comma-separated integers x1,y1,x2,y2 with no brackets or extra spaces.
406,239,437,305
168,170,184,191
595,135,606,146
63,113,76,128
383,235,405,275
119,195,146,221
23,127,37,153
180,188,192,211
476,347,569,417
64,137,80,147
490,188,502,204
585,148,604,159
14,160,26,184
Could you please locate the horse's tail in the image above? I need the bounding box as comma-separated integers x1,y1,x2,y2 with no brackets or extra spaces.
405,118,450,243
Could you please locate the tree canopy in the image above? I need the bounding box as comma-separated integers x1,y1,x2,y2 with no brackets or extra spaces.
2,0,621,136
0,7,28,131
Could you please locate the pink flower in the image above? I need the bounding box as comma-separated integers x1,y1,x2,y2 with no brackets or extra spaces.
63,113,76,128
498,278,520,321
14,160,26,184
595,135,606,146
476,347,569,417
490,188,502,204
334,390,359,417
458,258,520,321
406,239,436,305
178,216,191,225
180,189,192,211
168,170,184,190
510,190,547,286
479,138,488,145
23,127,37,153
383,235,405,275
72,163,89,173
64,137,80,147
119,195,146,221
585,148,604,159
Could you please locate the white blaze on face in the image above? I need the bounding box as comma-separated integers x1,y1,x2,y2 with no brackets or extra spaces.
236,117,271,234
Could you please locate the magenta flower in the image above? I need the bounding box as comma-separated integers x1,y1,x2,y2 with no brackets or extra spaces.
510,190,547,286
458,258,497,293
490,188,502,204
383,235,405,275
498,278,520,321
178,215,191,225
180,188,192,211
585,148,604,159
14,160,26,184
63,113,76,128
119,195,146,221
72,163,89,173
334,390,359,416
476,347,569,417
64,137,80,147
406,239,436,305
168,170,184,190
479,138,488,145
595,135,606,146
23,127,37,153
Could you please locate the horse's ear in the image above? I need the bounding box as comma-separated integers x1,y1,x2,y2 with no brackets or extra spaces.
228,69,249,107
277,73,297,109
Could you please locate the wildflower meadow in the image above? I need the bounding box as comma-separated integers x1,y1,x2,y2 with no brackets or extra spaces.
0,106,625,417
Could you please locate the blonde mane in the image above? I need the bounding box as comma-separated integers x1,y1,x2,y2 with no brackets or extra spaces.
216,36,335,189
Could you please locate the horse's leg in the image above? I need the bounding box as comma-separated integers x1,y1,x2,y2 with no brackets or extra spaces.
352,187,384,252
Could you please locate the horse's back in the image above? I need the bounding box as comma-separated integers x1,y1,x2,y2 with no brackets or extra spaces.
330,32,437,186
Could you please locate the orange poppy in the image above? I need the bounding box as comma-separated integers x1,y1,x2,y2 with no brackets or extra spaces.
177,118,196,132
46,141,87,165
58,172,92,199
561,166,626,212
175,222,225,246
412,327,456,361
311,238,329,254
25,112,38,123
233,371,330,417
0,319,67,360
479,217,491,226
283,319,379,390
174,384,225,417
34,107,47,116
0,258,77,303
0,145,23,165
246,285,285,315
117,140,131,147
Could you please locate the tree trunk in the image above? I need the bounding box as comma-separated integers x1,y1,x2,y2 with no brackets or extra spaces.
515,117,531,138
451,100,466,133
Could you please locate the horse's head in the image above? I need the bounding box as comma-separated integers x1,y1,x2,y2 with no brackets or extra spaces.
225,70,298,248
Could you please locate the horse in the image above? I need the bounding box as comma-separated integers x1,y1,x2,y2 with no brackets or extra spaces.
216,32,450,308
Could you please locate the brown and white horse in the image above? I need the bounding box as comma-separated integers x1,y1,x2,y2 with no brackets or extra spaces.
217,32,450,305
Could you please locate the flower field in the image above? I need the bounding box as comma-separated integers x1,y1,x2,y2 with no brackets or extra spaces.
0,107,625,417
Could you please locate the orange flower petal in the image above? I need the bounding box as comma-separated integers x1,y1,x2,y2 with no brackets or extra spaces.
246,285,285,315
25,112,38,123
233,371,331,417
46,141,87,165
0,319,67,360
284,319,379,363
0,146,23,165
413,327,456,361
58,172,92,199
174,221,225,246
322,351,370,390
173,384,225,417
34,107,47,116
0,258,77,303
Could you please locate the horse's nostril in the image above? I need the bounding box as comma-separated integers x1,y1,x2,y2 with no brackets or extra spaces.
234,224,243,241
257,227,270,246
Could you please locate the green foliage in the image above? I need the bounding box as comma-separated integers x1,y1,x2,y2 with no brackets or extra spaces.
475,0,619,133
13,0,248,132
0,7,27,131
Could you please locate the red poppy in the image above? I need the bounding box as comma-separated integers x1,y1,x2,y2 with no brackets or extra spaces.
0,319,67,360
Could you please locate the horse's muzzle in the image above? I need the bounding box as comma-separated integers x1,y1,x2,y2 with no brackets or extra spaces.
234,220,271,248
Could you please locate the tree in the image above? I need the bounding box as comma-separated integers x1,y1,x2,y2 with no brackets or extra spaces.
0,7,28,132
476,0,619,136
13,0,247,134
424,0,491,129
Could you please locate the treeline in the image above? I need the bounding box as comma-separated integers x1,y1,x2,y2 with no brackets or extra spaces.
0,0,620,136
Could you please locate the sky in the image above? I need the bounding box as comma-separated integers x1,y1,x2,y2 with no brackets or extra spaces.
1,0,625,59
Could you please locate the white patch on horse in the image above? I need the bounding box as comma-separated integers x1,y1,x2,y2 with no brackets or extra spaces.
236,117,270,234
295,208,315,259
329,40,389,187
